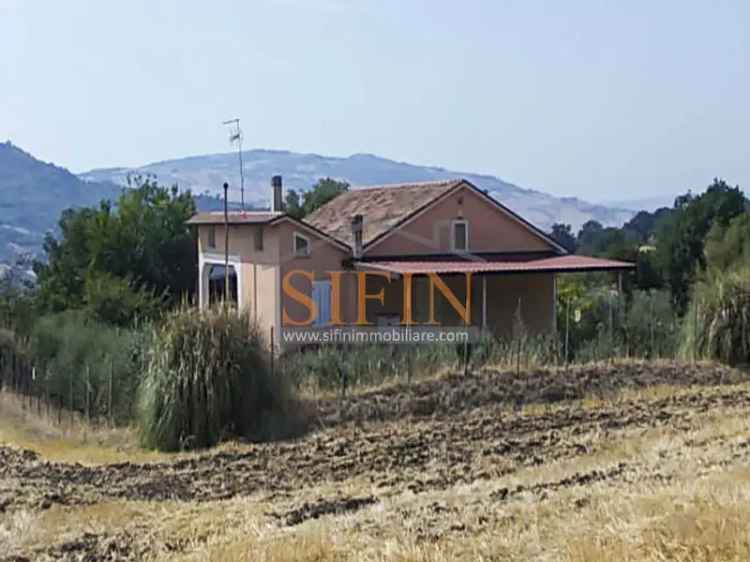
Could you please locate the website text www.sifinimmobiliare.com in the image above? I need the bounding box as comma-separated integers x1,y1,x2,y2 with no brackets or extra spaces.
280,326,481,345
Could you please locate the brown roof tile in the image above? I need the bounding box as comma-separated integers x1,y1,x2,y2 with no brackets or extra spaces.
306,180,462,246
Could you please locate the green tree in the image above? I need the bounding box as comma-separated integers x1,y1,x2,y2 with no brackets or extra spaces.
656,179,746,311
704,212,750,272
549,223,576,253
35,177,196,324
285,177,349,219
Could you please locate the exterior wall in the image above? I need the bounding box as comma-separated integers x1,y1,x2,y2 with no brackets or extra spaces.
360,271,554,336
197,220,358,348
364,185,555,257
198,223,279,319
276,220,357,328
194,204,557,348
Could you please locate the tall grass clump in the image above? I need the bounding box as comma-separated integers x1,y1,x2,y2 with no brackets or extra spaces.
137,305,295,451
282,343,461,394
681,267,750,365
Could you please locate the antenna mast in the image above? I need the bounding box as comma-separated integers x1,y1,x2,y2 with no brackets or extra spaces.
222,118,245,210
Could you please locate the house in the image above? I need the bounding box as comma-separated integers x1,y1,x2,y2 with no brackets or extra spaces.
187,176,633,347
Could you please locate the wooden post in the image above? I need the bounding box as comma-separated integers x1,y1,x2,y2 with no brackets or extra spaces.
69,372,74,427
481,275,487,330
108,359,114,427
85,365,90,424
269,326,275,378
515,298,522,376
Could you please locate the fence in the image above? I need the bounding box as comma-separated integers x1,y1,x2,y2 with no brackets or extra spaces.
0,344,121,428
0,288,683,428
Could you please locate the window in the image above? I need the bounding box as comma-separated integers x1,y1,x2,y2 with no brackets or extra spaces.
312,280,331,327
207,225,216,249
255,226,264,251
293,232,310,257
451,220,468,252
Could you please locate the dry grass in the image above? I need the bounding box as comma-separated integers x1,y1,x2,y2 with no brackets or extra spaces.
3,362,750,561
0,391,183,464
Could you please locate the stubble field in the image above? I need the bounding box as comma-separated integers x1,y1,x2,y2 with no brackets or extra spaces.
2,360,750,561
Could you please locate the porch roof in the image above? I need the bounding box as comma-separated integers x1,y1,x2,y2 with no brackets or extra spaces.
354,254,635,275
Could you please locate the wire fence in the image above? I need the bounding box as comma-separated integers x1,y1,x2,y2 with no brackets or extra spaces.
0,288,684,428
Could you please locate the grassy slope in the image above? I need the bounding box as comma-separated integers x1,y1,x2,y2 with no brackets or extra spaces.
2,361,750,561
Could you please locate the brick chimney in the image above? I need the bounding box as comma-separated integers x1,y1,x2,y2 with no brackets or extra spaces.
351,214,363,258
271,175,283,212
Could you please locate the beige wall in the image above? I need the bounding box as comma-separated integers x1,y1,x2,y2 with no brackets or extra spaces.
358,270,554,337
277,220,356,327
196,206,557,347
365,185,554,257
197,220,354,346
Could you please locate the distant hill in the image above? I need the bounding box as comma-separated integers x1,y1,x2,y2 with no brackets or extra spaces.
1,142,636,264
0,141,122,261
81,149,635,233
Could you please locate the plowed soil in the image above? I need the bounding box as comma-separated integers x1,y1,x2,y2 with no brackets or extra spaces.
2,361,750,561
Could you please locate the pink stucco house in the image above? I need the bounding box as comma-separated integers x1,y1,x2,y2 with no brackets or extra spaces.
187,176,633,348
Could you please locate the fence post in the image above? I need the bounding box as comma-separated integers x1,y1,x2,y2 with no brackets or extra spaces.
69,370,74,428
85,365,90,425
463,337,469,377
692,298,699,364
108,359,114,428
270,326,276,378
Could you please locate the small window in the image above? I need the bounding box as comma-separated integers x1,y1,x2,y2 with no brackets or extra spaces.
294,232,310,257
207,225,216,249
255,226,264,251
452,220,468,252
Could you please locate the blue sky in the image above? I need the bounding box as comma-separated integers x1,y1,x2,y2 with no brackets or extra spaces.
1,0,748,202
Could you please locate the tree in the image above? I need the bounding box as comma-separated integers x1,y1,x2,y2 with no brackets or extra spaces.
549,223,576,253
284,189,303,219
656,178,746,311
704,212,750,272
285,178,349,219
35,177,196,324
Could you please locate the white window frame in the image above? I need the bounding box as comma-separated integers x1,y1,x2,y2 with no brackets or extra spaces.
293,232,311,257
451,219,469,252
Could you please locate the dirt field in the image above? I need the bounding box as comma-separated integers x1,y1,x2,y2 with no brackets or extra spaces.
2,360,750,561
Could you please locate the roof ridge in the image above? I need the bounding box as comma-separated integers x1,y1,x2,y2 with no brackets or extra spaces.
345,178,463,193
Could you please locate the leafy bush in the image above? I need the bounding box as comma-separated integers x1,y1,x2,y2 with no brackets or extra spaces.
84,271,162,326
137,306,295,451
29,311,145,423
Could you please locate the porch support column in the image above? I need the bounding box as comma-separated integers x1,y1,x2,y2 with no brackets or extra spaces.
199,262,210,309
482,275,487,330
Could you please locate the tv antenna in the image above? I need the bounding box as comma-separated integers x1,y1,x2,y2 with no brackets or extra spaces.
222,118,245,209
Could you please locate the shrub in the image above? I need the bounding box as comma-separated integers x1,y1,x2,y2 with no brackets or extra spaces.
29,311,144,423
137,305,295,451
622,290,679,359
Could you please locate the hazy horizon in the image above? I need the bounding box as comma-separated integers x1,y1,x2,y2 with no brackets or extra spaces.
2,1,748,202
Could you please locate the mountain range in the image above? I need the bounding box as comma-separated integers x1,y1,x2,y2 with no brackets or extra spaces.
2,141,636,264
0,141,120,263
81,149,635,232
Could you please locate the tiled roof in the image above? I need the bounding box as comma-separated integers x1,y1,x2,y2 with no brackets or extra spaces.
187,211,283,225
305,180,462,247
355,255,635,274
